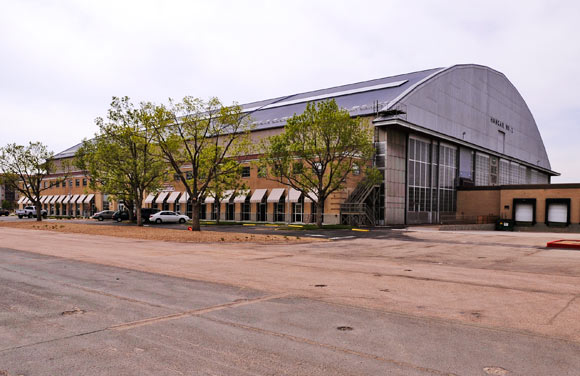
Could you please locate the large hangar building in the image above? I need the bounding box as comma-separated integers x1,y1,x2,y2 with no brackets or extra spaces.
239,63,556,225
30,64,557,225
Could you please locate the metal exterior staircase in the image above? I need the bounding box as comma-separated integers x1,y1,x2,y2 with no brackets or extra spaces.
340,181,379,226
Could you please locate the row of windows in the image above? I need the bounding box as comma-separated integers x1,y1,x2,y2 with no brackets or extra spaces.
174,163,361,182
475,153,548,186
177,166,269,181
181,200,322,223
41,178,87,189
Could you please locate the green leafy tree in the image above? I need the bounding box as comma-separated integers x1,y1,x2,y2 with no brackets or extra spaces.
260,99,376,228
0,142,68,221
75,97,168,226
147,97,253,231
1,200,10,210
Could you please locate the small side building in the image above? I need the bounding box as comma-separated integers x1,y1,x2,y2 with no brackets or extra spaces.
458,184,580,230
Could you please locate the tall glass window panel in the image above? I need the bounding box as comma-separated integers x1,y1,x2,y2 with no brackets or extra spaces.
438,144,457,213
408,138,431,212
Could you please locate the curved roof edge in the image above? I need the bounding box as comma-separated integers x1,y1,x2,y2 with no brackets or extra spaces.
381,64,518,111
380,64,555,174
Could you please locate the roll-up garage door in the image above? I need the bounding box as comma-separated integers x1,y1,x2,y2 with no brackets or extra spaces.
547,203,567,223
515,203,534,222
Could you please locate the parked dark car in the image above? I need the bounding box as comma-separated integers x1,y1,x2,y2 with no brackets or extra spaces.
0,209,9,216
91,210,116,221
140,208,160,223
112,210,130,222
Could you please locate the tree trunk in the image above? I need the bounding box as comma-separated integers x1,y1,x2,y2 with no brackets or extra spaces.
35,200,42,222
191,200,201,231
127,200,135,222
134,191,143,226
136,201,143,226
216,202,221,224
316,199,324,228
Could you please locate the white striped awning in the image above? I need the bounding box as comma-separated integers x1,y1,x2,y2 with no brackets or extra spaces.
49,195,59,204
249,189,268,203
219,190,235,203
233,190,250,203
154,191,169,203
144,193,156,204
18,196,26,204
77,194,87,204
70,194,80,204
178,192,189,204
286,188,301,203
267,188,286,203
56,195,66,204
83,194,94,204
167,191,180,203
26,197,32,204
304,190,318,203
205,194,215,204
40,196,49,204
62,195,72,204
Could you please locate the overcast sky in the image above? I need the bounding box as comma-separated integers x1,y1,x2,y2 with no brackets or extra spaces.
1,0,578,182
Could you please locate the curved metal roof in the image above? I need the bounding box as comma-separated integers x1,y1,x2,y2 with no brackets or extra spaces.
54,67,442,160
53,142,83,159
54,64,553,175
375,64,553,172
241,67,443,131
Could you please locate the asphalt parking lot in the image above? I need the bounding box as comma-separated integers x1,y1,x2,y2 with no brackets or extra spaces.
2,246,579,376
2,223,580,375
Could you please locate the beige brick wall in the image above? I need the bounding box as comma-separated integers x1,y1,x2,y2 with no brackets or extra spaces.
458,186,580,224
457,190,500,217
500,188,580,224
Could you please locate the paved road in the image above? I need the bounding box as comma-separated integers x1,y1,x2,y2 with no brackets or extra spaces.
1,247,578,376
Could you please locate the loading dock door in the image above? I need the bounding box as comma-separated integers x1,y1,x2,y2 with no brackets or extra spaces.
547,203,567,223
515,203,534,222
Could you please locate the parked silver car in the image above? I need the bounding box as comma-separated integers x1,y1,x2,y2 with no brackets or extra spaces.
91,210,116,221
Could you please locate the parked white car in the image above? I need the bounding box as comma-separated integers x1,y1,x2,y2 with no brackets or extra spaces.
16,206,48,219
149,211,189,224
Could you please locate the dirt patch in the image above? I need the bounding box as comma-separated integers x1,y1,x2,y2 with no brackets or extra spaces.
0,222,323,244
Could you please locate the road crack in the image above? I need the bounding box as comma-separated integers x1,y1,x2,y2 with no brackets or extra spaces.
111,293,289,331
548,295,579,325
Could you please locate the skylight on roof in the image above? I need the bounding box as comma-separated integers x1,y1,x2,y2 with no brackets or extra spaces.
243,80,408,113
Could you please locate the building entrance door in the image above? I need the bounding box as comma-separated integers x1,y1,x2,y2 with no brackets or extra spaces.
292,203,303,223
